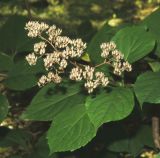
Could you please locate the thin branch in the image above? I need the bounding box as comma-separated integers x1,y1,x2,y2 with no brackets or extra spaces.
95,60,110,68
39,35,58,51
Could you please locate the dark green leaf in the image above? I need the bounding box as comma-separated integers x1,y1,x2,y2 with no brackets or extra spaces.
0,52,13,72
106,124,154,156
4,59,45,91
27,134,57,158
0,129,31,148
0,15,34,54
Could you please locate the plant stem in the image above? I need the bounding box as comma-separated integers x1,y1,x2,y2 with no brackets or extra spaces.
152,116,160,149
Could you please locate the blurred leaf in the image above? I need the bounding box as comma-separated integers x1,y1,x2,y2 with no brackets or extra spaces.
141,8,160,57
155,154,160,158
21,84,85,121
0,15,34,55
0,94,9,121
106,124,154,156
0,52,13,72
134,71,160,105
112,26,155,63
85,87,134,128
0,129,31,148
27,134,57,158
47,104,97,153
4,59,45,91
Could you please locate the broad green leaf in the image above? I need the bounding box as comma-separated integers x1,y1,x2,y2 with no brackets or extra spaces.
85,87,134,128
0,94,9,121
141,8,160,56
134,71,160,105
0,52,13,72
47,104,97,153
4,59,45,91
21,84,85,121
112,26,155,63
0,15,34,55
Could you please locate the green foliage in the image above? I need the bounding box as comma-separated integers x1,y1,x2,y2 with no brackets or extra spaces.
85,87,134,128
112,26,155,63
106,124,154,156
21,83,85,121
0,52,13,72
47,104,97,153
87,24,116,63
4,59,45,90
0,16,35,55
134,71,160,105
1,2,160,158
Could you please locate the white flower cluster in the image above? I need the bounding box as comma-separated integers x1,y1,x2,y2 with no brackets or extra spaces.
38,72,62,87
70,66,109,93
25,21,49,37
100,41,132,75
25,21,132,93
25,21,86,87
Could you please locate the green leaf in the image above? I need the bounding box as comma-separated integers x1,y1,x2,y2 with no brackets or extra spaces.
27,134,57,158
106,124,154,156
21,84,85,121
148,61,160,72
134,71,160,105
0,52,13,72
0,129,31,148
85,87,134,128
0,15,34,54
141,8,160,57
47,104,97,153
4,59,45,91
0,94,9,121
112,26,155,63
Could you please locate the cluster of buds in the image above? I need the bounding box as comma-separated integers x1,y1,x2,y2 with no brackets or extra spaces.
100,41,132,75
25,21,132,93
70,66,109,93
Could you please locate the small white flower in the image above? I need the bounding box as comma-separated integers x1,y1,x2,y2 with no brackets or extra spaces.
34,42,47,55
26,53,37,65
25,21,49,37
70,67,83,81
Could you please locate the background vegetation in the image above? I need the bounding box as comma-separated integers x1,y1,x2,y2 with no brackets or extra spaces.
1,0,160,158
